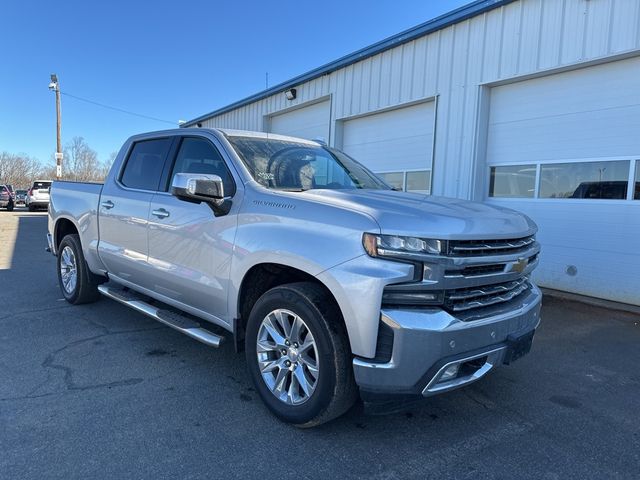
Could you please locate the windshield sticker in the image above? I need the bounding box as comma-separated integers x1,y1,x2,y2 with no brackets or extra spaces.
257,172,275,181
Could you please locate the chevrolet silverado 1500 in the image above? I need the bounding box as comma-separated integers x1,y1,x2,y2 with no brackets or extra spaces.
48,128,542,426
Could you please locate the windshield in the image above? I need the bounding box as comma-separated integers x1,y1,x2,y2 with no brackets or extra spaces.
226,136,391,191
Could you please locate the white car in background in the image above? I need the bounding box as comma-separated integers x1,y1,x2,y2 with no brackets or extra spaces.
26,180,52,211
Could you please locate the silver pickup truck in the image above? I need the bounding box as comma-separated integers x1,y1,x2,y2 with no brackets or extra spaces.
48,128,542,426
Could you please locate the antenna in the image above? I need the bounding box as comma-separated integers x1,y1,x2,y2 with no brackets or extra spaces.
265,72,269,89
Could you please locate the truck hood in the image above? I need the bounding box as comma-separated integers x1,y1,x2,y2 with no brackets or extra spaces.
301,189,536,239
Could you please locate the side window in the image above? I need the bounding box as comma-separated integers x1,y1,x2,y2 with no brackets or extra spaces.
170,137,236,196
121,138,172,191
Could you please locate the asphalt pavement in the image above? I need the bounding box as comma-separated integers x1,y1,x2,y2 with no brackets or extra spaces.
1,209,639,479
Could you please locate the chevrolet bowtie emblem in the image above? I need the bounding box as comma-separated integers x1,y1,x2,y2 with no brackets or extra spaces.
512,257,529,273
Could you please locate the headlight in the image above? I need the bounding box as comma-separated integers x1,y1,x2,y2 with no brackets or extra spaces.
363,233,445,258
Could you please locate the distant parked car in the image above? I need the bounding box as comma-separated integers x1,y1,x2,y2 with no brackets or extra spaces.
26,180,52,211
15,189,27,206
0,184,14,211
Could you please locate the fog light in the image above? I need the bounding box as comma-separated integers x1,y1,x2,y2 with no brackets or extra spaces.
439,364,460,382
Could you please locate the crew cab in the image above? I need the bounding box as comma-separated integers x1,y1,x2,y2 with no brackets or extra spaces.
48,128,542,426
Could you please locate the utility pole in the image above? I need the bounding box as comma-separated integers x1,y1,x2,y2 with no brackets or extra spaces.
49,74,62,180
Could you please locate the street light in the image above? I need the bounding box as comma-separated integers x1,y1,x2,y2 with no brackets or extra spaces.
49,74,62,180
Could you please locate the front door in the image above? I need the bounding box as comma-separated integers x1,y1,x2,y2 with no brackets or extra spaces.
146,136,240,325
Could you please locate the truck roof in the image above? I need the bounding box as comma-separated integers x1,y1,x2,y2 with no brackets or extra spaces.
128,127,323,147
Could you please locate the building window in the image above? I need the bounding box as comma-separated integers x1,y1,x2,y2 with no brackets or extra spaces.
489,165,536,198
489,159,639,201
406,170,431,193
377,170,432,193
635,160,640,200
540,160,629,199
378,172,404,190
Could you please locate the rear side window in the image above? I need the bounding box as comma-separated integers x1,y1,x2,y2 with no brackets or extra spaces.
121,138,172,191
169,137,236,196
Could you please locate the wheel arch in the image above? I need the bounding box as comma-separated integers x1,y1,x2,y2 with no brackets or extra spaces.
54,216,80,252
234,262,348,354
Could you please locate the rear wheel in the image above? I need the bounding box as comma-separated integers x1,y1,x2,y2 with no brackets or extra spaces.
28,204,34,212
57,234,101,304
6,200,13,212
245,282,357,427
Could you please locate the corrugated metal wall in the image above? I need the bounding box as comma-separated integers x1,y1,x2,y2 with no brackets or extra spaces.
199,0,640,199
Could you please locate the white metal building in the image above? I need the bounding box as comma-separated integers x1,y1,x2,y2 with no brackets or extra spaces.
183,0,640,306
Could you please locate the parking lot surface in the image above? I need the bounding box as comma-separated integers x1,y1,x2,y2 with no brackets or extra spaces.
1,210,639,479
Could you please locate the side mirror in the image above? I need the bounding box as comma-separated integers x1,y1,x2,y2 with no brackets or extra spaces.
171,173,231,215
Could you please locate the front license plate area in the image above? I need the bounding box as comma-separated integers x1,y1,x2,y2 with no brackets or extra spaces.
503,330,535,365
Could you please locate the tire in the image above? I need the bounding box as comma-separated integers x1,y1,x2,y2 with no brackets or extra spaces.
57,234,101,304
28,204,34,212
245,282,357,427
6,200,13,212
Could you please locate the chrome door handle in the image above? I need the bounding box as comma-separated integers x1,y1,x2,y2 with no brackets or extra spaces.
101,200,114,210
152,208,170,219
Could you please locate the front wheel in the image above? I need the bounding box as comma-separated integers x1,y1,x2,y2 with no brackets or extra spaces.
245,282,357,427
57,234,101,304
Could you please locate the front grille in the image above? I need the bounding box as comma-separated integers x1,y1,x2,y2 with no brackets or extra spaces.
444,276,530,312
448,235,535,257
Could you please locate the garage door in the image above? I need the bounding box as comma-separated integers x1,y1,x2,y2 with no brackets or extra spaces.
486,56,640,305
269,100,330,142
341,101,435,193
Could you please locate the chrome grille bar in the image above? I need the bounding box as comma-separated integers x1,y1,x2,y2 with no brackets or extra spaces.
448,236,535,256
445,277,530,312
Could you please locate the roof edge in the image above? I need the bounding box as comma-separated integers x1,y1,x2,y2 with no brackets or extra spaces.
182,0,515,127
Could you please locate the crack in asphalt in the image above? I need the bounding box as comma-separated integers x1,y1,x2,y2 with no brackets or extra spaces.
464,391,494,411
0,304,75,322
0,326,163,402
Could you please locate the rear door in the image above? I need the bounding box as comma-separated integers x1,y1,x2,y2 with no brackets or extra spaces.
97,137,174,287
146,135,240,324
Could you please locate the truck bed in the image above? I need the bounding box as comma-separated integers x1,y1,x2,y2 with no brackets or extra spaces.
48,181,104,271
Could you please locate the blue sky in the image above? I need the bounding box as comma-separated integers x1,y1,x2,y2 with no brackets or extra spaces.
1,0,469,165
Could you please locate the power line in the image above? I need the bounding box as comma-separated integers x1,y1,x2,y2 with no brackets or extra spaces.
60,91,177,125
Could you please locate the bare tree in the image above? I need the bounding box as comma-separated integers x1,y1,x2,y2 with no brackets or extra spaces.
2,139,115,187
98,151,118,180
64,137,102,182
0,152,43,188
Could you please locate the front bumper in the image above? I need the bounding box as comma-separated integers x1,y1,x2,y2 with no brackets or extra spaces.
353,284,542,397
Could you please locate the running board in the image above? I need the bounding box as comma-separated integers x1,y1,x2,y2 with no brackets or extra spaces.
97,285,224,348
